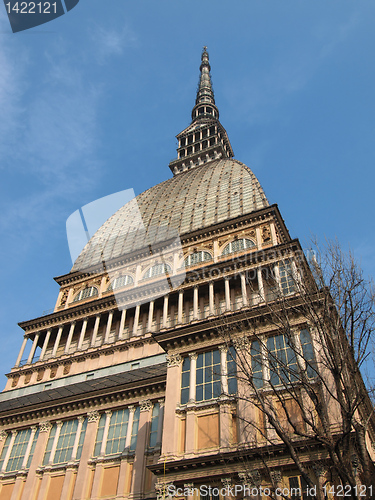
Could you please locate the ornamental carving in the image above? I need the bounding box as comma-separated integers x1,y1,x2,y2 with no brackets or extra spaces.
270,470,282,484
63,363,71,375
87,410,100,423
37,370,45,382
39,421,52,433
0,430,8,441
60,289,69,307
233,337,250,350
11,376,19,388
50,366,57,378
24,372,32,385
140,400,152,412
166,353,183,367
239,470,261,487
261,225,271,243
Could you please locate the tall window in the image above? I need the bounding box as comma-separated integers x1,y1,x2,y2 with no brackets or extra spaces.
184,251,212,267
196,350,221,402
107,275,134,291
130,407,140,451
43,419,87,465
73,286,98,302
300,329,316,378
149,403,160,448
279,260,296,295
0,428,39,472
222,238,255,256
181,348,237,404
267,334,298,386
180,357,190,405
251,340,264,389
143,263,172,280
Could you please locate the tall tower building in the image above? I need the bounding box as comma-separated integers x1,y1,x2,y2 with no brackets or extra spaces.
0,49,374,500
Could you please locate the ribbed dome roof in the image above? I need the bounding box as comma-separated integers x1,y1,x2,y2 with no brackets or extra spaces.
72,159,269,271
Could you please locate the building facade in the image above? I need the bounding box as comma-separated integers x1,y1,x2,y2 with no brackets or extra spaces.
0,49,374,500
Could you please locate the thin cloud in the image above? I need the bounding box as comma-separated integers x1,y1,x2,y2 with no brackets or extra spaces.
90,23,138,61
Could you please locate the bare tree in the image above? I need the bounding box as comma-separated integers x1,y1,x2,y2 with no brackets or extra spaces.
219,239,375,500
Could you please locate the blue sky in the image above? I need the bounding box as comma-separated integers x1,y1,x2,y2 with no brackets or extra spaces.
0,0,375,386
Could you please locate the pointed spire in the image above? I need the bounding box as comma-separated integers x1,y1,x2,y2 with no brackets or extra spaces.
169,48,234,176
192,47,219,122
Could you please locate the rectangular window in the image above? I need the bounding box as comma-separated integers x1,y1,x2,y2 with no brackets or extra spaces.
288,476,310,500
267,334,298,386
196,350,221,402
149,403,160,448
0,428,39,472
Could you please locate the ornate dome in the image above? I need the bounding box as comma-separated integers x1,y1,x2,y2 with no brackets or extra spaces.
72,159,269,272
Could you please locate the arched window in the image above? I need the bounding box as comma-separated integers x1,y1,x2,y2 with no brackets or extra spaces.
107,275,134,291
184,251,212,268
222,238,256,255
143,263,172,280
73,286,98,303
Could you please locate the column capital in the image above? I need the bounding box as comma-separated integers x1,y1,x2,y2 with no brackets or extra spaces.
56,420,64,429
189,352,198,361
105,410,112,417
140,399,152,412
39,421,52,433
157,399,165,408
87,410,100,423
11,429,18,437
270,470,282,484
166,353,183,367
0,430,8,441
128,405,136,414
30,425,38,432
233,336,250,350
77,416,85,424
218,344,228,354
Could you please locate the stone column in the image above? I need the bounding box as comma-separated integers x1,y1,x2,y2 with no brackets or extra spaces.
133,305,141,335
162,295,169,329
71,417,85,461
65,322,76,354
100,411,112,455
219,345,228,395
27,333,40,364
49,421,63,464
20,422,52,500
225,278,231,311
209,282,214,315
193,286,199,320
21,426,38,469
256,226,262,250
188,353,197,403
39,330,51,361
257,268,264,301
104,311,114,343
147,301,154,332
52,326,63,357
273,263,281,291
124,406,135,451
119,309,127,339
77,319,88,350
155,399,165,449
270,470,282,500
162,354,183,457
270,222,277,246
1,430,17,472
131,400,152,498
240,273,248,307
72,411,100,500
15,336,28,368
91,315,101,347
177,291,184,324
